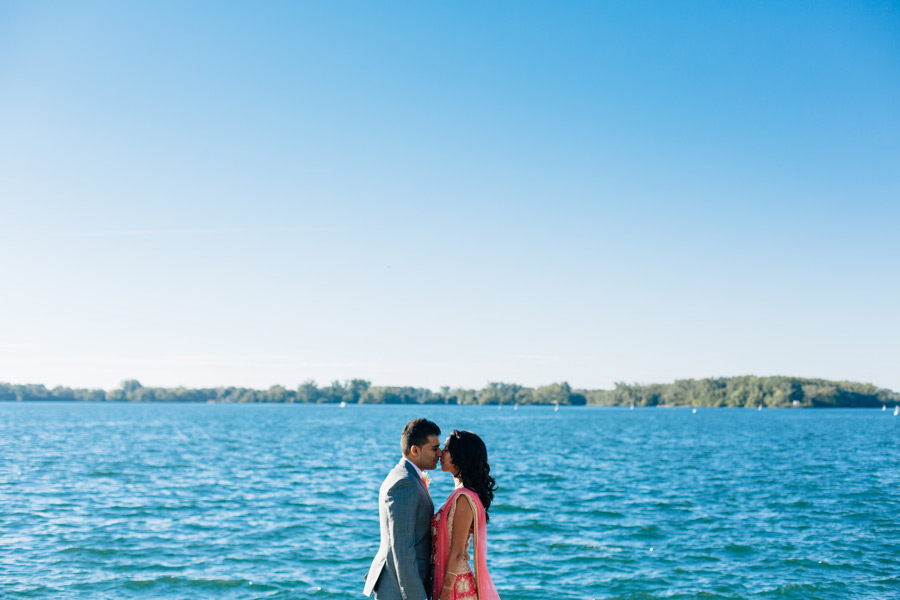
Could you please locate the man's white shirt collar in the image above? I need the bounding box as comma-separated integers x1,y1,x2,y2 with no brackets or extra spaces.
403,457,424,479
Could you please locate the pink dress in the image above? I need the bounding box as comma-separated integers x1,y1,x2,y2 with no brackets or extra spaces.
431,487,500,600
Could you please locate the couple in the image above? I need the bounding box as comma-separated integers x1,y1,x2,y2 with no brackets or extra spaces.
364,418,501,600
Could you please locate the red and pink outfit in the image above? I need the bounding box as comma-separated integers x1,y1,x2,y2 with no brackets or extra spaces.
431,487,501,600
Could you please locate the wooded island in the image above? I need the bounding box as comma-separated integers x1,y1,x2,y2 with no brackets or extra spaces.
2,376,897,408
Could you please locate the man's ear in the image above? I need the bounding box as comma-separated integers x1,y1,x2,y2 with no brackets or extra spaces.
408,445,420,458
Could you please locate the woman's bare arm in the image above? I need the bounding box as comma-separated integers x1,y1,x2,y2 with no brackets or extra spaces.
439,495,474,600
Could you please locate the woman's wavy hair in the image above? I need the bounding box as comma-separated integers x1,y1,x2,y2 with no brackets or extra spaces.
447,430,497,522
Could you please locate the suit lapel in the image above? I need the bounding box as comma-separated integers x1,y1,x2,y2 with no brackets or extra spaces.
401,459,433,511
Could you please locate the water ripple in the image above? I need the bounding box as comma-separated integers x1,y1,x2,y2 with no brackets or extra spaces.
1,404,898,599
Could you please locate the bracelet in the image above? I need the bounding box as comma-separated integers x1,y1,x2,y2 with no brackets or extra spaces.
446,571,458,576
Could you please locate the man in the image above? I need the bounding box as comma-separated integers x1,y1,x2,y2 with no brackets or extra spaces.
364,418,442,600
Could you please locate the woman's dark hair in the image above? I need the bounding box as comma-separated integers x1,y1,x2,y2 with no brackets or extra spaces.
447,430,497,522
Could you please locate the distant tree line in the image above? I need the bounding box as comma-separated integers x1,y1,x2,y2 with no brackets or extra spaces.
583,376,899,408
1,376,897,408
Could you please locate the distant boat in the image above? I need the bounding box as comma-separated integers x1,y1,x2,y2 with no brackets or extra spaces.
630,403,635,411
883,405,887,411
339,401,346,408
758,405,763,411
514,403,518,411
554,402,559,412
692,407,697,414
894,406,899,416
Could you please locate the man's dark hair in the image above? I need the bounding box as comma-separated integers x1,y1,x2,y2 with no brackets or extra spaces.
401,418,441,455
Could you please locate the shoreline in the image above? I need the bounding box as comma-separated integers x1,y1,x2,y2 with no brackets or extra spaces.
3,376,898,409
2,400,898,409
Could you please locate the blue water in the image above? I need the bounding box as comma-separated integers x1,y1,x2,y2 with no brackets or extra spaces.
1,403,898,599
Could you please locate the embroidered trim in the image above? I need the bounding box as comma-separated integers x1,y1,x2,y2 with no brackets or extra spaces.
464,491,481,599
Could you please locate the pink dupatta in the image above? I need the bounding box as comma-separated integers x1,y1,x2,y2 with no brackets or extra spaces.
432,487,500,600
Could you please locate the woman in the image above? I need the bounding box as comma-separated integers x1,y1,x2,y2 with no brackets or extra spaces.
431,430,501,600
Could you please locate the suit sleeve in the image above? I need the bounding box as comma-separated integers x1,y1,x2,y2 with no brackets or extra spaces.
384,477,428,600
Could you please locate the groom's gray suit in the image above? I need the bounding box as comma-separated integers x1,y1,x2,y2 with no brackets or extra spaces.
364,459,434,600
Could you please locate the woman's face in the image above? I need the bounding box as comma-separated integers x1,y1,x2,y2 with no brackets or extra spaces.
440,438,458,476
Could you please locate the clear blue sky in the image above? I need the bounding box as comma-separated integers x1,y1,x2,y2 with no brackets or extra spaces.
1,1,898,392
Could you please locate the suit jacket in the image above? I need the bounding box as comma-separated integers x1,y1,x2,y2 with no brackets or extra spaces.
364,459,434,600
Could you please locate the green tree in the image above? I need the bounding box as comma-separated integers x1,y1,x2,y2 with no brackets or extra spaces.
297,380,319,403
533,382,572,405
344,379,371,404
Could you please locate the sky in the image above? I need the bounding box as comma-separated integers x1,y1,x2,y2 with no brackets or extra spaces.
1,1,898,392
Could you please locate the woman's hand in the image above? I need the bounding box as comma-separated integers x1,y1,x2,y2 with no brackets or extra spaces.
438,581,454,600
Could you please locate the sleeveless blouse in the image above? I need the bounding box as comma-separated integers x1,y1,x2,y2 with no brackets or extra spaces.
431,487,500,600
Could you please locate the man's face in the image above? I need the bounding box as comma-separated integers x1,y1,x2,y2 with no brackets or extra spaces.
411,434,442,471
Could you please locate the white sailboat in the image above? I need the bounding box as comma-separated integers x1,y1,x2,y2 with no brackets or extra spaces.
554,401,559,412
894,406,899,416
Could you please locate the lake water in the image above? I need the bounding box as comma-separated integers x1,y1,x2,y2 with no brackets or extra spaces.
1,403,898,599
